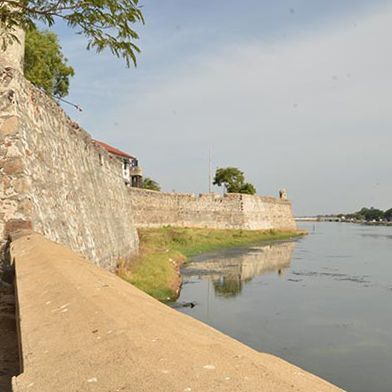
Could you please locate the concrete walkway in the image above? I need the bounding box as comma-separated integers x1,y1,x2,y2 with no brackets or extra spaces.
11,232,344,392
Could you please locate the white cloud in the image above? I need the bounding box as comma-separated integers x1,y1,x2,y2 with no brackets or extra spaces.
111,6,392,214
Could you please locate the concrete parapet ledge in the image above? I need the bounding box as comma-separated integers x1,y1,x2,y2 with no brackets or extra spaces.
11,232,344,391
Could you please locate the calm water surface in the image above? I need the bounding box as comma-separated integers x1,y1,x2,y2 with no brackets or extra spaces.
175,222,392,392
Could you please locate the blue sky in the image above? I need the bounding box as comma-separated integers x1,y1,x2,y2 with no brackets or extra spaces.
52,0,392,215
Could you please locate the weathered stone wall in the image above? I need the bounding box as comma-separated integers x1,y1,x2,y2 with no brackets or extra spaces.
0,66,138,269
129,188,296,231
241,194,297,230
0,28,25,73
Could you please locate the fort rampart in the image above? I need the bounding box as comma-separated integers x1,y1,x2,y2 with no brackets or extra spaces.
129,188,296,231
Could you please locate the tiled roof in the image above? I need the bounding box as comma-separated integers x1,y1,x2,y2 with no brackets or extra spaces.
94,140,135,159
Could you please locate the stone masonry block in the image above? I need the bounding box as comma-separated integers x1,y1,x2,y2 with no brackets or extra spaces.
0,116,18,136
0,157,24,175
4,219,33,236
17,199,34,215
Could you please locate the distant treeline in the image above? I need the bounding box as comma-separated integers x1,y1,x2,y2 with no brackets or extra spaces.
339,207,392,222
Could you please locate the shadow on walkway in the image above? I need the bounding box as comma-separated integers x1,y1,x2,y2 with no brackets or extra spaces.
0,283,20,392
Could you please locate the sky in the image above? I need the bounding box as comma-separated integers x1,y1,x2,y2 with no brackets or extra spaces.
52,0,392,216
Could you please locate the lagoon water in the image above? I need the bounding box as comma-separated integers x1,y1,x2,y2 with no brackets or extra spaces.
175,222,392,392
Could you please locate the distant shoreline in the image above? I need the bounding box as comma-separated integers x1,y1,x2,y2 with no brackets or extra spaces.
296,218,392,226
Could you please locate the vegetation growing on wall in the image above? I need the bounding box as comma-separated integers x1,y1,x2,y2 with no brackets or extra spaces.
118,227,304,301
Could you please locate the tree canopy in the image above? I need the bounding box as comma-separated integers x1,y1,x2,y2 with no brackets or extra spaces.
385,208,392,221
143,177,161,192
24,28,74,97
345,207,392,222
0,0,144,66
358,207,385,222
213,167,256,195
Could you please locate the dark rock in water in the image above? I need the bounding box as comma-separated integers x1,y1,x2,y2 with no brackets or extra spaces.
171,301,197,309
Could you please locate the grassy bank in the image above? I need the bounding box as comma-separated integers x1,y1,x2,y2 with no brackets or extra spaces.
118,227,305,301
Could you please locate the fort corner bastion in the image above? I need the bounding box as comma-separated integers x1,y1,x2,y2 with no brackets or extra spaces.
0,58,296,271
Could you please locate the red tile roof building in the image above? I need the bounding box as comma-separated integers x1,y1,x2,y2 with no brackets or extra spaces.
93,140,135,160
93,140,143,188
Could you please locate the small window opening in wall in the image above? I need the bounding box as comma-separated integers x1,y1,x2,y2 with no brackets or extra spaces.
99,153,104,166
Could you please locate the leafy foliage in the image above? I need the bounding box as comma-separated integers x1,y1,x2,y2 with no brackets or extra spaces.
238,182,257,195
213,167,256,195
143,177,161,192
0,0,144,66
24,28,74,97
345,207,392,222
385,208,392,221
358,207,385,221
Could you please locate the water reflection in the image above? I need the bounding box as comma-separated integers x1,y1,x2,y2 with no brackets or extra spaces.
182,242,296,297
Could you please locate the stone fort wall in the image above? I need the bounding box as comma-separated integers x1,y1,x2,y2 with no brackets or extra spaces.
0,65,139,270
129,188,296,231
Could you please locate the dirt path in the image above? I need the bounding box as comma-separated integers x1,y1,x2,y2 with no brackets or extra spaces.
0,283,19,392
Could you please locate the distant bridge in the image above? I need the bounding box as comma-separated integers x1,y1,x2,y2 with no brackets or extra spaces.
295,216,342,222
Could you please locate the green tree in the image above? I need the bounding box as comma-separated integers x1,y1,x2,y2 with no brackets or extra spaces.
239,182,257,195
1,0,144,66
24,28,74,97
357,207,384,221
143,177,161,192
213,167,256,195
213,167,245,193
384,208,392,221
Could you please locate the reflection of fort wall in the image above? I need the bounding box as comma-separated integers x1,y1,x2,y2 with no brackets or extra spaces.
240,242,295,280
185,242,296,282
